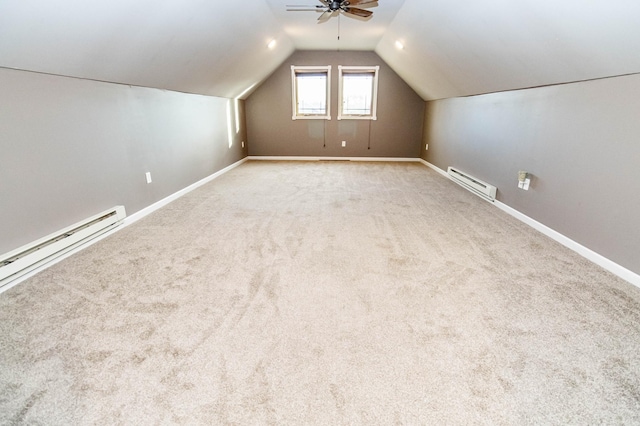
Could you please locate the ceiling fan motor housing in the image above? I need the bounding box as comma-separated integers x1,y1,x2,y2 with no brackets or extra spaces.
286,0,375,20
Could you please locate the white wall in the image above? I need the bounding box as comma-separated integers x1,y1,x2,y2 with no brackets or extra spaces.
0,68,247,254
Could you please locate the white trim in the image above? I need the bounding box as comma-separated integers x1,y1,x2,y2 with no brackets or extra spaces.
337,65,379,121
124,157,248,225
419,159,448,177
0,157,249,294
494,201,640,288
291,65,331,120
8,156,636,294
419,160,640,288
247,156,420,162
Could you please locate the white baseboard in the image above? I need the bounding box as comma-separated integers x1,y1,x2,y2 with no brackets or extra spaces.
419,158,448,177
124,157,249,225
248,156,420,162
419,160,640,288
493,201,640,288
7,156,637,293
0,157,249,294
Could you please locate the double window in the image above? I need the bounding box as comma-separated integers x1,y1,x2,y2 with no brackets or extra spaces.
291,64,379,121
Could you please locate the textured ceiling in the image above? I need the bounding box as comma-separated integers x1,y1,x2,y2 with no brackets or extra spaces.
1,0,639,101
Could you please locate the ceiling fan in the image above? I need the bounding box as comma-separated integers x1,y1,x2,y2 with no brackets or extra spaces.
286,0,378,22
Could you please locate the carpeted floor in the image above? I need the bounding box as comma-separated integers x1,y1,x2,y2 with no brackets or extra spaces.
1,161,639,425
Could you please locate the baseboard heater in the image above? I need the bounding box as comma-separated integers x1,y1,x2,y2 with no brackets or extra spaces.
0,206,126,289
447,167,497,201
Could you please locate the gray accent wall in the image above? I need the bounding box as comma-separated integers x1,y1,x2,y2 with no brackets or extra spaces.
246,50,424,158
0,67,247,254
422,73,640,275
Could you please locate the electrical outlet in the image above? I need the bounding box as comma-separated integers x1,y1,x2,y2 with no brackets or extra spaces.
518,171,530,190
242,141,245,148
145,172,152,184
518,178,531,190
425,144,429,150
342,141,346,147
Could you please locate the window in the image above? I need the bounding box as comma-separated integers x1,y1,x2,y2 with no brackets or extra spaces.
291,66,331,120
338,66,379,120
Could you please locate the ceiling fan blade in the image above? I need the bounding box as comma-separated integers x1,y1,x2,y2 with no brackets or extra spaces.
343,7,373,18
346,0,378,6
317,10,333,22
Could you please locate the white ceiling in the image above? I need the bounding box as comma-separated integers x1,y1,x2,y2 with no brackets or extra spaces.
0,0,296,99
377,0,640,100
265,0,406,50
1,0,639,101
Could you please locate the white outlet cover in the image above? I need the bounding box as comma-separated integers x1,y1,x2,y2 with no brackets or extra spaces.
518,178,531,190
145,172,152,183
342,141,346,147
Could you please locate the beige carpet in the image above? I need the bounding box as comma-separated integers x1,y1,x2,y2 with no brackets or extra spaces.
1,161,639,425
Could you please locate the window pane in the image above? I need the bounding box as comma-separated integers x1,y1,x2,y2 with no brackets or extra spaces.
296,73,327,115
342,73,373,115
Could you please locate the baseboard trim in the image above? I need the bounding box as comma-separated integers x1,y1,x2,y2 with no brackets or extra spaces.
124,157,249,225
494,201,640,288
419,159,640,288
0,157,249,294
247,156,420,162
419,158,448,177
7,156,637,293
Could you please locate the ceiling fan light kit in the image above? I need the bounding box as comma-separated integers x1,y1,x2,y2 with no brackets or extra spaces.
286,0,378,21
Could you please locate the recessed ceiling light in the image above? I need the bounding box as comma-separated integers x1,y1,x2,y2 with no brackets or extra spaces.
267,39,277,49
395,40,404,50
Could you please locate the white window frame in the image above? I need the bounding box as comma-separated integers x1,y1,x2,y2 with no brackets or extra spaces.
338,65,379,120
291,65,332,120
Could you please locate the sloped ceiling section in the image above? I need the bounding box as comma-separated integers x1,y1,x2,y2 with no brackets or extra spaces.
376,0,640,100
2,1,639,101
265,0,406,51
0,0,295,99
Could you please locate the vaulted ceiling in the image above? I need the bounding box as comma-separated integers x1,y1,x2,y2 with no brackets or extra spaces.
1,0,638,101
